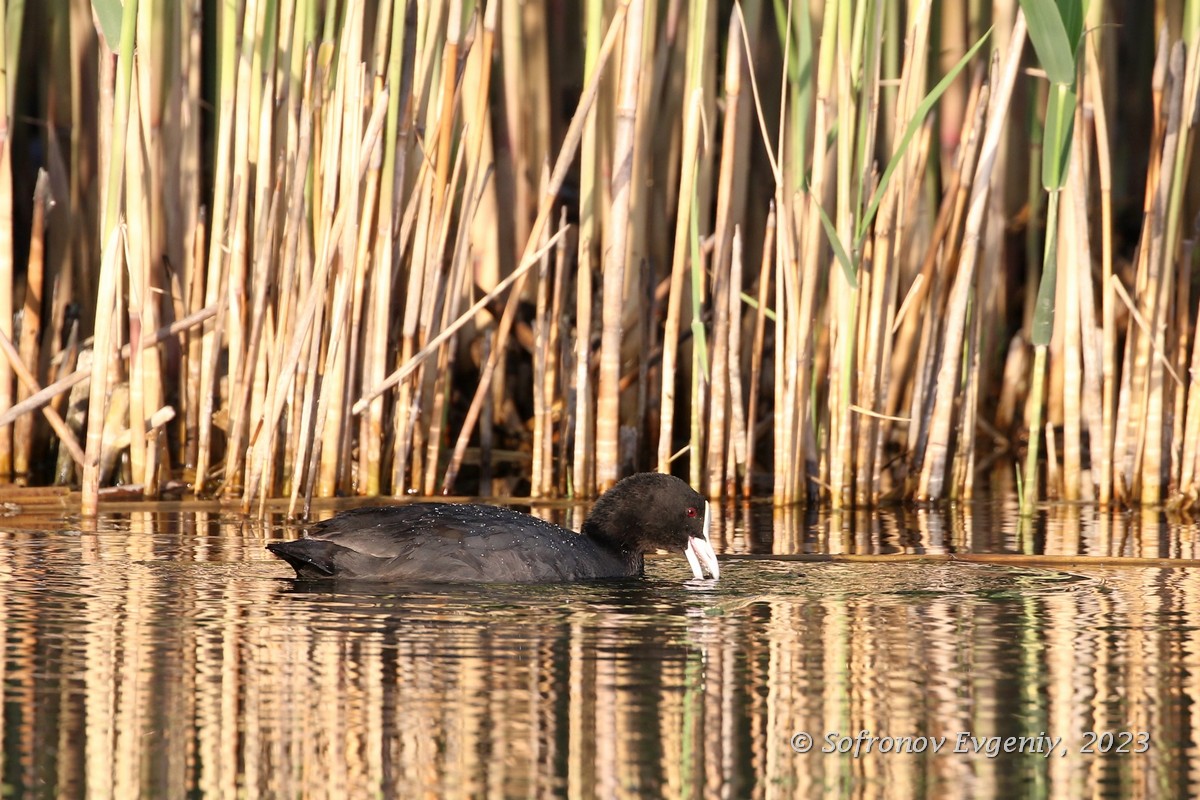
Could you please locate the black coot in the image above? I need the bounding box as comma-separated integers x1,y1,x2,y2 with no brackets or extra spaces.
266,472,720,583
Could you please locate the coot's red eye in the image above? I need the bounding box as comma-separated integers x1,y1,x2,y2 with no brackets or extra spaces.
686,507,698,518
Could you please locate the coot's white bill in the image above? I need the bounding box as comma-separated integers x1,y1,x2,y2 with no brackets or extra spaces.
684,501,720,580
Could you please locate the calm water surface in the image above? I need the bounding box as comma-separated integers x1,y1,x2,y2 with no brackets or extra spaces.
2,498,1199,798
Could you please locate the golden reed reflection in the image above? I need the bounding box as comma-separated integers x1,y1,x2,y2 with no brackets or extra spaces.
0,505,1198,797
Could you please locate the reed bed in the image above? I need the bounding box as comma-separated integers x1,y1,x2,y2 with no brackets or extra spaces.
0,0,1198,512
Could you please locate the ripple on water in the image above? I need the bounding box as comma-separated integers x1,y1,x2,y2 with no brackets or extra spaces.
0,507,1198,799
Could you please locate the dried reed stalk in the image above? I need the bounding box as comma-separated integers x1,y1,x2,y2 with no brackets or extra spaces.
573,233,594,495
421,129,470,496
1085,30,1116,505
0,307,215,431
420,1,632,496
360,0,410,496
0,0,12,479
222,163,284,494
917,14,1025,500
546,209,570,495
1139,44,1185,505
1059,120,1084,501
595,0,645,492
744,204,774,498
82,0,140,515
532,213,552,498
1178,224,1200,502
81,226,124,516
855,0,930,505
705,8,749,499
242,49,314,511
725,226,747,498
14,171,49,478
125,78,150,495
6,1,1194,512
657,91,704,478
0,328,84,466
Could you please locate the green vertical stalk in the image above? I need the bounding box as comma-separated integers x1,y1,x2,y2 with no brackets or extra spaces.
1017,0,1081,514
1021,191,1061,513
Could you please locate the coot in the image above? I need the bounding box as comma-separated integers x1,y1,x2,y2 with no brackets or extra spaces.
266,472,720,583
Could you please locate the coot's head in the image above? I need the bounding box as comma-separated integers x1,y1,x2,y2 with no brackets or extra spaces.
581,473,720,579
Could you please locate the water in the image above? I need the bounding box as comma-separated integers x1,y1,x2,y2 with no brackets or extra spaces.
2,499,1199,798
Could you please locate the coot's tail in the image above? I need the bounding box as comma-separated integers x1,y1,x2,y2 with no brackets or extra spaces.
267,540,349,579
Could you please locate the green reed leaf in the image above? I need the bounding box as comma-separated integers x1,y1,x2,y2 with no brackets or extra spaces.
91,0,123,48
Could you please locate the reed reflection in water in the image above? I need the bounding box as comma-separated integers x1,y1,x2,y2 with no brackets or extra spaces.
0,503,1197,798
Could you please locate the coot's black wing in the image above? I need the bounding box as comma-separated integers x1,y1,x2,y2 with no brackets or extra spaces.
270,503,631,582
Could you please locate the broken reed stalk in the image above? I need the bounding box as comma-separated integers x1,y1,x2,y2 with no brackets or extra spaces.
14,171,49,478
0,307,216,431
0,328,84,466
